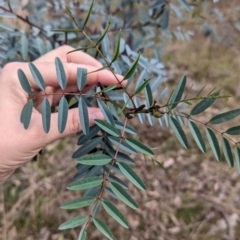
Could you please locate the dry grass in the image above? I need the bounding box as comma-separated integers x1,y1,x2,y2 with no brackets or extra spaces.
1,1,240,240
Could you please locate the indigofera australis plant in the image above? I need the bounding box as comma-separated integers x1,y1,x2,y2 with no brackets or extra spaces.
17,4,240,240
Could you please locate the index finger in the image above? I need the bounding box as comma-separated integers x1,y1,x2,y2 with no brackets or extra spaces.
34,45,103,68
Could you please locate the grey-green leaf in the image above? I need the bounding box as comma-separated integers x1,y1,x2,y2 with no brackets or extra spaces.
209,109,240,124
67,176,103,191
109,175,129,189
77,68,87,91
61,196,95,210
77,154,112,165
102,200,129,228
28,62,46,90
188,121,206,153
97,99,115,125
78,97,89,135
118,162,146,191
95,119,119,137
110,182,138,209
222,137,234,168
145,81,153,108
93,218,114,240
72,137,102,158
18,69,31,94
206,128,221,161
100,85,117,93
21,100,33,129
96,18,111,46
134,78,151,95
111,30,121,63
21,35,28,61
169,117,188,149
190,92,219,115
42,97,51,133
78,229,87,240
234,147,240,173
108,136,137,154
58,96,68,133
124,53,140,80
106,149,135,165
82,0,94,30
55,57,67,90
169,75,186,109
58,215,88,230
225,126,240,135
77,125,100,145
125,138,154,156
114,120,137,135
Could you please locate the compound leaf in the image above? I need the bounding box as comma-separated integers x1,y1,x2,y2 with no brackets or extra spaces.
118,162,146,191
77,68,87,91
188,121,206,153
110,182,138,209
18,69,31,94
93,218,114,240
42,97,51,133
77,154,112,165
225,126,240,135
78,97,89,135
28,62,46,90
61,196,95,210
209,109,240,124
67,176,103,191
125,138,154,156
102,200,129,228
169,117,188,149
206,128,221,161
222,137,234,168
58,215,88,230
58,96,68,133
95,119,119,137
55,57,67,90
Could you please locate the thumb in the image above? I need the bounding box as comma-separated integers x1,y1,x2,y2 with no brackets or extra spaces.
39,107,104,146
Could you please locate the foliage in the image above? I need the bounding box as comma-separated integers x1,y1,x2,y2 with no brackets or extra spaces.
1,0,240,239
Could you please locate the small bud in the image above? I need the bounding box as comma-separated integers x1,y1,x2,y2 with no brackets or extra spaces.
152,109,162,118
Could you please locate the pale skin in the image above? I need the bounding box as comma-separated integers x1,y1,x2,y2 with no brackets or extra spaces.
0,45,124,182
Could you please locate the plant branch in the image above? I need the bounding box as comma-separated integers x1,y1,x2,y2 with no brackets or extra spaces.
0,5,46,34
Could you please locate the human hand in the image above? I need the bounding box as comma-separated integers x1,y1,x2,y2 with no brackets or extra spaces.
0,45,124,182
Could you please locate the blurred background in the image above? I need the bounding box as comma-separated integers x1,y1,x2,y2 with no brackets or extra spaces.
1,0,240,239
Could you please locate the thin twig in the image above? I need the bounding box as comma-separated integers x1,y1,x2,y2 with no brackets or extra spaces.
0,5,46,34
